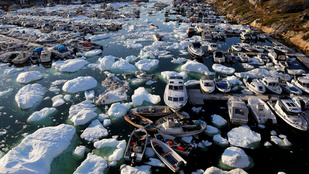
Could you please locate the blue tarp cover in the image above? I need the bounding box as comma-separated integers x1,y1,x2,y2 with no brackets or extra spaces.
54,46,68,53
33,47,43,55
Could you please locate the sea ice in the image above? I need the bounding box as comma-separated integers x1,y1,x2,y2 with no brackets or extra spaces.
131,87,160,106
221,147,250,168
95,89,128,105
81,119,108,142
93,138,126,162
0,124,75,174
16,71,43,84
211,114,227,128
62,76,97,93
68,100,97,126
161,71,187,80
205,125,220,136
171,57,187,63
146,80,156,85
139,50,155,59
192,106,202,113
89,33,111,41
271,136,291,147
73,153,107,174
52,59,88,72
49,86,60,93
212,64,235,75
0,88,13,98
213,134,229,146
85,90,95,100
4,67,23,75
15,83,45,109
120,165,151,174
135,59,159,71
181,60,210,74
185,80,199,86
27,107,57,122
64,94,71,101
103,119,111,127
227,75,242,86
51,79,67,86
0,130,7,136
52,94,65,107
126,55,138,62
73,145,86,157
107,103,131,118
97,55,116,71
85,49,102,57
227,125,261,149
204,166,248,174
145,158,165,167
110,59,137,73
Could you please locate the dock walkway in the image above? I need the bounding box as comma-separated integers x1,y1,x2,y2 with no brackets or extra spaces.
0,34,44,48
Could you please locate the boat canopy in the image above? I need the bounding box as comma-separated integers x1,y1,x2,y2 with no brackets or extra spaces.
54,46,69,53
192,42,201,48
33,47,43,53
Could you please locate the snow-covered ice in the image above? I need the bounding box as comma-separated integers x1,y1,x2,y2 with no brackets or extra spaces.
73,145,86,157
68,100,97,126
80,119,108,142
52,94,65,107
211,114,227,128
204,166,248,174
16,71,43,84
89,33,111,41
0,88,13,98
52,59,88,72
227,125,261,149
85,49,102,57
73,153,107,174
135,59,159,71
205,125,220,136
161,71,187,80
62,76,97,93
27,107,57,122
107,103,131,118
213,134,229,146
145,158,165,167
15,83,45,109
85,90,95,100
110,59,137,73
120,165,151,174
181,60,210,74
94,138,126,162
131,87,160,106
97,55,116,71
221,146,250,168
212,64,235,75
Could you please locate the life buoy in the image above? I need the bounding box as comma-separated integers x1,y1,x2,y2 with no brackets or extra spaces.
82,42,93,47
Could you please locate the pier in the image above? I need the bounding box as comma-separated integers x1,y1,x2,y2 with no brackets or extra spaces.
0,34,44,48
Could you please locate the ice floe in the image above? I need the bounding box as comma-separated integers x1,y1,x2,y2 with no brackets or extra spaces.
73,145,86,157
93,138,126,162
205,125,220,136
73,153,107,174
85,49,102,57
89,33,111,41
204,166,248,174
68,100,97,126
85,90,95,100
212,64,235,75
120,165,151,174
110,59,137,73
171,57,187,64
181,60,210,74
221,147,250,168
0,124,75,174
211,114,227,128
107,102,131,118
131,87,160,106
62,76,97,93
80,119,108,142
16,71,43,84
52,94,65,107
227,125,261,149
213,134,229,146
15,83,45,109
27,107,57,122
161,71,187,80
126,55,139,63
145,158,165,167
52,59,88,72
135,59,159,71
0,88,13,98
97,55,116,71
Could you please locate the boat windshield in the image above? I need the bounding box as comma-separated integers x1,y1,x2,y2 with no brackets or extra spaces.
193,42,201,48
278,55,286,61
204,82,213,86
169,85,184,90
235,108,245,116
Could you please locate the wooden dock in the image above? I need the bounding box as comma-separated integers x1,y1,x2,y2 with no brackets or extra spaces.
188,89,309,105
0,34,43,47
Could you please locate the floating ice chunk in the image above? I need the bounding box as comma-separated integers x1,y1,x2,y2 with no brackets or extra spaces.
52,94,65,107
227,125,261,149
0,88,13,98
27,107,57,122
139,50,155,59
131,87,160,106
81,119,108,142
52,59,88,72
49,86,60,93
181,60,209,74
145,158,165,167
191,169,205,174
15,83,45,109
16,71,43,84
85,90,95,100
64,94,71,101
4,67,23,75
235,68,270,79
135,59,159,71
211,114,227,128
192,106,202,113
126,55,138,63
107,103,131,118
127,43,143,49
0,129,7,136
227,75,242,86
221,147,250,168
94,139,126,162
271,136,291,147
0,124,75,174
212,64,235,75
97,55,116,71
204,166,248,174
103,119,111,127
185,80,199,86
85,49,102,57
62,76,97,93
111,59,137,73
205,125,220,136
264,141,272,147
146,80,156,85
68,100,97,126
242,63,254,69
95,89,128,105
89,33,111,41
171,57,187,63
73,146,86,157
213,134,229,146
161,71,187,80
120,165,151,174
73,153,107,174
98,113,109,122
51,79,67,86
198,140,212,149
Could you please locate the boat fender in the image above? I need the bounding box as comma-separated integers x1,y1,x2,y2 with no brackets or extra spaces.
168,140,173,147
177,145,185,151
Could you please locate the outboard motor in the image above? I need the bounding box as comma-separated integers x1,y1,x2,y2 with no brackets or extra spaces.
130,152,137,166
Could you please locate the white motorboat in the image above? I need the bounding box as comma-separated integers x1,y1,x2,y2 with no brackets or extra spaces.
155,113,207,137
151,138,187,173
48,45,72,59
164,76,188,112
227,96,249,125
215,78,231,93
40,49,52,63
252,45,264,52
237,52,249,63
256,53,271,64
153,34,164,41
243,76,266,94
278,78,302,95
248,96,277,125
239,43,255,52
267,98,308,131
207,43,217,52
200,75,215,93
262,77,282,94
291,95,309,111
268,49,288,68
213,50,225,63
240,31,251,40
263,45,274,53
292,77,309,94
188,42,203,58
124,128,148,166
12,51,31,65
231,43,242,52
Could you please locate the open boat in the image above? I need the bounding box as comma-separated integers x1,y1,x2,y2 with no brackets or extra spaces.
200,75,215,94
243,76,266,94
227,96,249,125
130,105,172,118
124,112,156,132
248,96,277,125
151,138,187,173
155,133,194,156
262,77,282,94
155,113,207,137
124,128,148,166
215,78,231,93
188,42,203,58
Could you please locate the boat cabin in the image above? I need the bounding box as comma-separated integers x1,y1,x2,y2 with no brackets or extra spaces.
278,99,302,116
270,49,286,61
263,77,279,87
297,77,309,88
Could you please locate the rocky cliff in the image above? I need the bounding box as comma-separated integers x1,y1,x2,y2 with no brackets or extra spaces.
211,0,309,55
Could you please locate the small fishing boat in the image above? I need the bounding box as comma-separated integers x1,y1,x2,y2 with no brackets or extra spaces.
292,77,309,94
124,112,156,132
40,49,52,63
130,105,172,118
256,53,271,64
262,77,282,94
151,138,187,173
30,47,43,64
231,43,242,52
215,78,231,93
155,133,194,156
268,49,288,68
279,78,302,95
237,52,249,63
213,50,225,63
248,96,277,125
49,45,72,59
124,128,148,166
12,51,31,65
188,42,203,58
155,113,207,137
267,98,308,131
227,96,249,125
243,76,266,94
207,43,217,52
200,75,215,94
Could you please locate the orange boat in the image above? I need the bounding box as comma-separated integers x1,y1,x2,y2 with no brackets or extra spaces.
124,112,156,132
150,24,159,28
